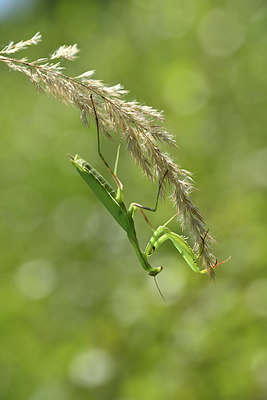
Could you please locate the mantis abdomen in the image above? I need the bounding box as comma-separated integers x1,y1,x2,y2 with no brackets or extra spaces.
77,158,116,198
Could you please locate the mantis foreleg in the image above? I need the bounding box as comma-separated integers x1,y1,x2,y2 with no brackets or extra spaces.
145,226,201,273
145,224,231,275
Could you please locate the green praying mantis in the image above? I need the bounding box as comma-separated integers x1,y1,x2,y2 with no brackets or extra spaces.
68,97,230,297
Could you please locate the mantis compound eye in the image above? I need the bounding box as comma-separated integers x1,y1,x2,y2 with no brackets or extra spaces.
148,266,163,277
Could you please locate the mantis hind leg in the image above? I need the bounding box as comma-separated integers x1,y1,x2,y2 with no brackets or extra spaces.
129,169,168,229
90,94,123,192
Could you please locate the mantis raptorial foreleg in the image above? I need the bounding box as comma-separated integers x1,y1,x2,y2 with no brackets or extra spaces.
145,225,200,273
144,223,231,276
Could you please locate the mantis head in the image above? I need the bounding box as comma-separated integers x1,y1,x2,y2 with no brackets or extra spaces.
148,266,163,277
67,153,85,170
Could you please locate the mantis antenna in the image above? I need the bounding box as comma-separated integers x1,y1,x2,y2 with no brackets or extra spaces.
154,276,167,303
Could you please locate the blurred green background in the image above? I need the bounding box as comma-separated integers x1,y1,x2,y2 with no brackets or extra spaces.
1,1,267,399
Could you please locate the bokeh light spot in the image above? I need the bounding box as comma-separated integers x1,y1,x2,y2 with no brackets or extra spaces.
1,185,44,232
163,66,209,114
110,284,150,325
233,54,267,104
53,196,97,243
15,259,57,300
242,148,267,187
251,350,267,391
150,0,196,39
147,256,186,304
198,9,246,57
69,348,116,388
29,382,70,400
0,0,33,20
246,279,267,317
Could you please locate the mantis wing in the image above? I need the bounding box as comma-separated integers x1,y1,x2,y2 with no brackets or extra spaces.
69,154,129,232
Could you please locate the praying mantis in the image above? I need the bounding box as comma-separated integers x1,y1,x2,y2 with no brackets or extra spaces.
68,97,230,295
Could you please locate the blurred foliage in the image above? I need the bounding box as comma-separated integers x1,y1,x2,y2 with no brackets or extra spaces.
0,0,267,399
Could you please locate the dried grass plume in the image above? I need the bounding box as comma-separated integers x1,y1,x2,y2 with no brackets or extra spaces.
0,33,217,275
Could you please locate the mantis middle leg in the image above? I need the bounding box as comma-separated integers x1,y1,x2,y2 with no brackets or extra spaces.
128,169,168,230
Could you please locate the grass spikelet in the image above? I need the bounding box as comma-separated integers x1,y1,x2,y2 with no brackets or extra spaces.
0,33,217,275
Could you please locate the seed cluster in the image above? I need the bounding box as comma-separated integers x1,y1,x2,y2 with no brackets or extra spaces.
0,33,216,276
